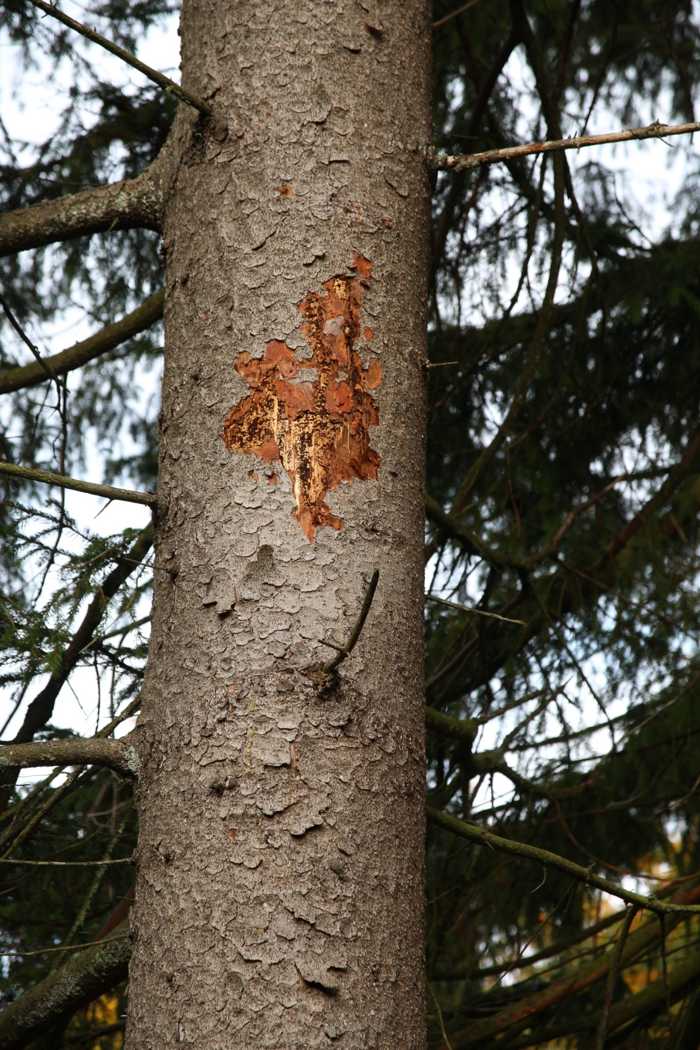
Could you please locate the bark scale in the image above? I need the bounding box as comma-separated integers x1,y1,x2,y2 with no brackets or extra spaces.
126,3,430,1047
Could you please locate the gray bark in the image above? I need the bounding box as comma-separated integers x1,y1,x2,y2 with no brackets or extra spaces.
0,735,135,775
0,166,162,257
126,2,431,1048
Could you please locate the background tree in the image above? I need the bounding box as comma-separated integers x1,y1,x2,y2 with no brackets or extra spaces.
2,1,700,1048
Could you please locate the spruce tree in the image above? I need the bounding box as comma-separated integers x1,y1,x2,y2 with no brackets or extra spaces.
2,2,700,1047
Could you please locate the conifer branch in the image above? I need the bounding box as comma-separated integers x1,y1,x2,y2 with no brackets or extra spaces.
425,705,478,748
0,167,162,257
469,751,586,800
598,943,700,1041
27,0,211,118
0,294,56,383
0,695,142,858
0,461,157,506
428,807,700,916
453,883,700,1047
601,424,700,565
431,119,700,172
0,291,164,393
490,939,700,1049
0,528,152,808
0,924,130,1050
0,736,135,776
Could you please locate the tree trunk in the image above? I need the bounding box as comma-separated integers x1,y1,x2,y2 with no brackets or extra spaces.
125,2,431,1047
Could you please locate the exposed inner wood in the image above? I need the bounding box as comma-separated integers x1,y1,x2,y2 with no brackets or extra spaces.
223,253,381,541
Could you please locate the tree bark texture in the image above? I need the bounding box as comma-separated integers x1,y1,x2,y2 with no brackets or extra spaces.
126,3,431,1047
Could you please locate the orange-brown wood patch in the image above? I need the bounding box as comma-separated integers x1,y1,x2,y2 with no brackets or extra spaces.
222,254,381,541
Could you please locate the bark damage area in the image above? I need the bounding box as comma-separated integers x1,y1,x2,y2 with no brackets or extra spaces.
223,254,381,541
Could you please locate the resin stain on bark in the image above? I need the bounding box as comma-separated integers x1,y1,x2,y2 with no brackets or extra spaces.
223,254,381,541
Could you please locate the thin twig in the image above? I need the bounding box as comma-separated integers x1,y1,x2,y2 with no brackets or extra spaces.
323,570,379,672
432,0,481,30
0,290,164,395
27,0,212,118
0,459,156,506
0,855,132,865
595,905,638,1050
0,293,55,383
2,932,128,957
431,119,700,172
429,982,455,1050
427,594,526,625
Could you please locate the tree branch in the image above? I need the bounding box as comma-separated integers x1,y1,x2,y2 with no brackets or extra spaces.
425,705,478,749
426,493,527,570
0,527,152,807
0,461,157,506
600,424,700,566
603,943,700,1040
27,0,212,118
0,166,162,257
0,736,136,776
447,878,700,1047
501,938,700,1049
0,695,142,857
469,750,586,800
0,290,163,394
432,473,700,699
428,807,700,916
431,119,700,172
0,925,130,1050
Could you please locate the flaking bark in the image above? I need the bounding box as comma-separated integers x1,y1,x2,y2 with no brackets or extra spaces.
126,2,431,1047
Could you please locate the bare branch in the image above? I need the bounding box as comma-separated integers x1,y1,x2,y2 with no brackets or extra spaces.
0,925,130,1050
469,750,586,801
0,293,56,383
428,807,700,916
596,906,639,1050
0,528,152,808
27,0,212,118
448,879,700,1046
0,855,132,866
0,460,157,506
0,735,136,776
503,936,700,1049
425,705,478,749
323,570,380,673
427,593,526,625
0,695,142,857
432,0,482,30
430,119,700,172
0,291,163,394
0,167,162,257
602,942,700,1040
426,492,526,570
